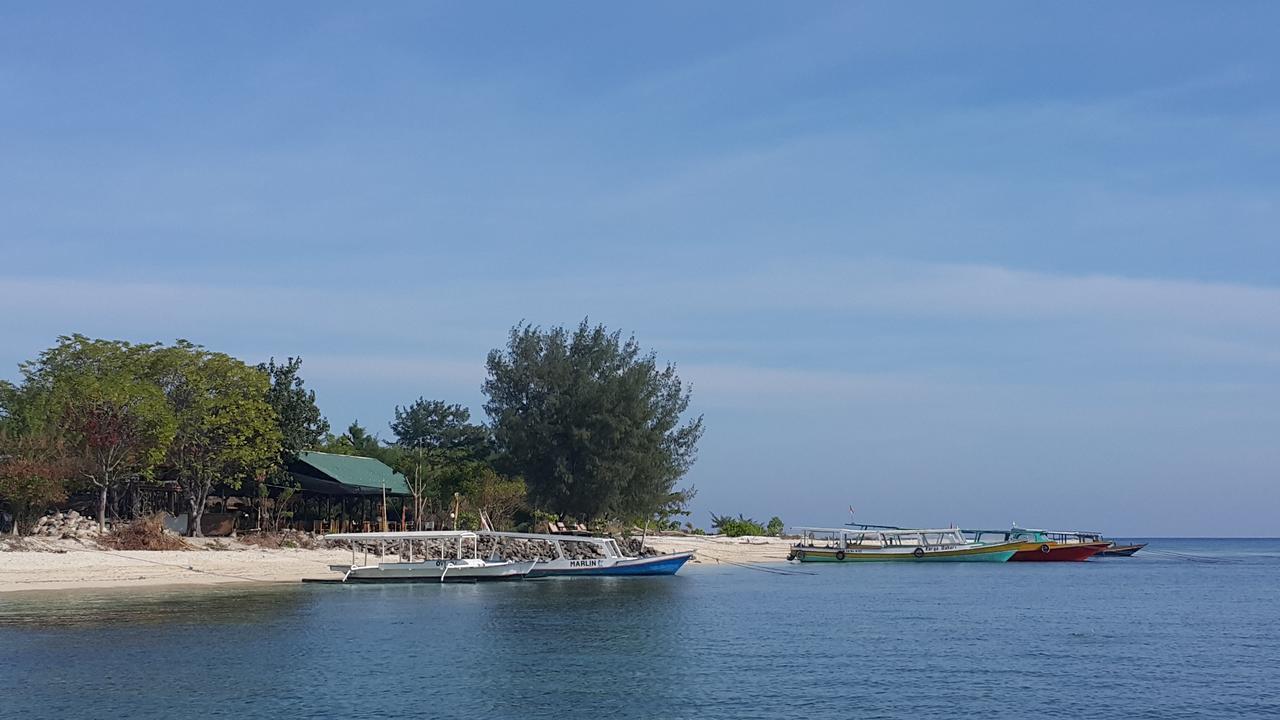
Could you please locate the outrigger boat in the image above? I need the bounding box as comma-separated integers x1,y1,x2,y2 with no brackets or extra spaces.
965,527,1109,561
790,527,1021,562
478,531,693,577
322,530,536,583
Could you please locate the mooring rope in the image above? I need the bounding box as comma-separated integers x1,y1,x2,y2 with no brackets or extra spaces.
1138,548,1241,564
693,550,816,576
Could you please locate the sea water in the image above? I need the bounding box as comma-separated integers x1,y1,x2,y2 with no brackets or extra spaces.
1,538,1277,719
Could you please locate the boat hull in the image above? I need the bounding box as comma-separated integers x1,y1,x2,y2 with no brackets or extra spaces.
791,544,1017,563
1009,542,1109,562
528,552,693,577
336,559,536,583
1098,543,1146,557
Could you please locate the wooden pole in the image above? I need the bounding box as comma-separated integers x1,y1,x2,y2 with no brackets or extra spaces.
380,479,388,533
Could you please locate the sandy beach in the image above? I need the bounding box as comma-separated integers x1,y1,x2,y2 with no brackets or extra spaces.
0,534,792,594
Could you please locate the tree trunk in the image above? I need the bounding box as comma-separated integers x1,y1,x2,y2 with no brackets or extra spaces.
97,484,108,532
187,490,207,537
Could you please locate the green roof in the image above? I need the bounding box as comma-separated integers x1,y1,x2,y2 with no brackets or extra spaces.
295,451,410,495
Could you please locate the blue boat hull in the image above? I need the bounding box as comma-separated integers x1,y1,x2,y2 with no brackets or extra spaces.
528,552,692,577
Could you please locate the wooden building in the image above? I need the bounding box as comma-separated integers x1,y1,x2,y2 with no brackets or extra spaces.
285,451,412,533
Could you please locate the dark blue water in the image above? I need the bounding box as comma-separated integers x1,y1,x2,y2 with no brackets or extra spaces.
2,539,1278,719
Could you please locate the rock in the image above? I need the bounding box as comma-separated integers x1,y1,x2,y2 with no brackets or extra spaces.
66,510,80,520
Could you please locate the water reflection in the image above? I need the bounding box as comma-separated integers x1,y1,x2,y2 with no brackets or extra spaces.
0,583,304,629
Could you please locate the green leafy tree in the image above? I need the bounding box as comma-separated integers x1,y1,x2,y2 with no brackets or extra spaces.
710,513,766,537
321,421,385,458
389,398,490,523
390,398,489,456
258,357,329,462
467,467,526,531
151,342,281,536
15,336,175,530
766,516,785,536
483,319,703,522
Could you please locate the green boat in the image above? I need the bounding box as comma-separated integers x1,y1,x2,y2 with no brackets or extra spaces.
789,527,1020,562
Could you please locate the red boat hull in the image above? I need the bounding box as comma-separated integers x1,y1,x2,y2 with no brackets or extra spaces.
1009,542,1108,562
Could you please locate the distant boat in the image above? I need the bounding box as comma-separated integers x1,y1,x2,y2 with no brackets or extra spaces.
322,530,535,582
965,528,1110,561
1059,530,1147,557
790,527,1020,562
1096,541,1147,557
478,531,693,577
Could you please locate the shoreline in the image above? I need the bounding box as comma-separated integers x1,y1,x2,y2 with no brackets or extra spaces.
0,534,794,596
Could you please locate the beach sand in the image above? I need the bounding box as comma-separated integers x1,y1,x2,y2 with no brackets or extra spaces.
0,534,793,594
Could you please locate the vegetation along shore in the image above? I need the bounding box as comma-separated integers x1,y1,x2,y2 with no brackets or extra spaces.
0,319,795,592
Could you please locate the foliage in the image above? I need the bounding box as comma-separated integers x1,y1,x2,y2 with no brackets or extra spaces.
765,516,785,537
101,515,190,551
258,357,329,462
649,486,697,531
390,398,489,457
256,483,298,531
320,421,388,460
14,335,175,530
0,429,73,535
470,468,527,530
483,319,703,522
151,342,281,536
389,398,491,524
710,512,766,537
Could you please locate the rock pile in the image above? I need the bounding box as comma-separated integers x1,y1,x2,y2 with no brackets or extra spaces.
30,511,102,539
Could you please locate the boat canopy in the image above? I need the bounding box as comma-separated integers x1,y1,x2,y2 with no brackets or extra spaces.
795,527,965,536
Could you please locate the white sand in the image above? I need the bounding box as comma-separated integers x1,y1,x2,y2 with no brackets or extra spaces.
0,539,353,594
643,534,793,565
0,534,795,595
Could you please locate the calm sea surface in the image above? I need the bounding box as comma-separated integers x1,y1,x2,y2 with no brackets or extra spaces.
2,538,1278,719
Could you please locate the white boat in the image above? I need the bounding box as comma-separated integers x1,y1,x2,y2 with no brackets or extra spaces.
478,531,693,577
323,530,535,583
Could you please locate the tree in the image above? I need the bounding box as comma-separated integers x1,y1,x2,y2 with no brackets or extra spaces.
470,467,526,531
151,342,281,536
483,319,703,522
710,513,766,537
15,336,174,531
766,516,784,537
321,421,385,458
389,398,490,525
258,357,329,462
391,398,489,456
0,429,73,535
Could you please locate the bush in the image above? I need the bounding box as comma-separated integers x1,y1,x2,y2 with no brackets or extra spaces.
101,515,191,551
766,516,784,536
710,513,766,537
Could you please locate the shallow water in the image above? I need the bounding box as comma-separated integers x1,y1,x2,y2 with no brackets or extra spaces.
2,539,1278,719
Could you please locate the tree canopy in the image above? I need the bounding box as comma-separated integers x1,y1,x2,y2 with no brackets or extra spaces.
259,357,329,463
12,335,176,530
482,319,702,522
151,342,281,536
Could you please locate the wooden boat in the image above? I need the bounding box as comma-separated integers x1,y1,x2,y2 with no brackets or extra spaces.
478,531,692,577
790,527,1020,562
1062,530,1146,557
966,528,1109,562
323,530,535,583
1097,541,1147,557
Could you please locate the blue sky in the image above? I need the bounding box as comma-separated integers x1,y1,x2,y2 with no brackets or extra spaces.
2,2,1277,535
